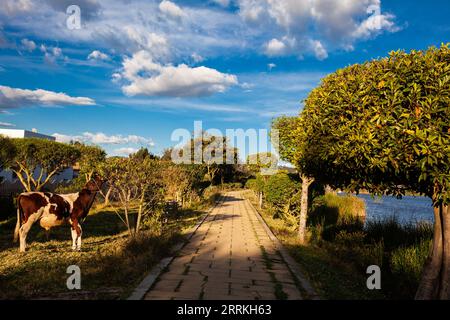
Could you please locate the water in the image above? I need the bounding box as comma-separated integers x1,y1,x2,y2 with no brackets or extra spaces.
348,193,434,225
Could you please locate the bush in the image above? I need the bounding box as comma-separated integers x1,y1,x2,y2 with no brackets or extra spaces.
245,175,266,193
309,193,366,227
220,182,243,190
202,185,221,205
264,173,300,211
245,178,257,190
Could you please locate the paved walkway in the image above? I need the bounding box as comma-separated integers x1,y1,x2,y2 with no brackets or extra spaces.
144,192,304,300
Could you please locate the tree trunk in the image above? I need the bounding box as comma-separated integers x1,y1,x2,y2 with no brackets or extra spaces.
439,204,450,299
415,201,450,300
259,192,263,208
103,186,112,206
415,205,443,299
298,175,314,244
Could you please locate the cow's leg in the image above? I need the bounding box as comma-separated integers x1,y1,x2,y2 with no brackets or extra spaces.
45,229,51,241
76,225,82,251
71,227,77,251
19,215,37,253
71,220,82,251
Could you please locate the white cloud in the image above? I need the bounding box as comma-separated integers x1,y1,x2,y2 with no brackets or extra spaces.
0,85,96,110
0,122,15,127
240,0,398,59
118,50,238,97
265,38,287,56
352,11,399,39
191,53,204,63
21,38,36,51
39,44,65,64
122,26,170,60
266,0,311,31
311,40,328,60
159,1,186,19
239,0,266,22
212,0,230,7
0,0,33,16
87,50,109,60
53,132,154,147
114,147,139,156
0,0,399,66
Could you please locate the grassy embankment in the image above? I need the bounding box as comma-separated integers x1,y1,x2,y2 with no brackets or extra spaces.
244,190,432,300
0,195,218,300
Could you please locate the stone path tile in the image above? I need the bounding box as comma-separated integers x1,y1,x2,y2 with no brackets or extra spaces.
144,191,304,300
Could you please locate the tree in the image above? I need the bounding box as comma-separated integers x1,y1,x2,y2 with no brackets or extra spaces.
161,163,191,205
131,147,158,161
246,152,278,208
177,133,238,186
300,45,450,299
0,136,16,181
161,148,173,161
10,138,80,192
272,116,314,243
99,157,164,236
246,152,277,176
72,142,106,182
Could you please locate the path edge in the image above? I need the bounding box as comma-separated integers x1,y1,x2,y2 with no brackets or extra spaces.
127,197,223,300
244,192,321,300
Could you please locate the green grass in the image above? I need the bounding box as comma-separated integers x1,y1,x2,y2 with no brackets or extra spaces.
243,190,433,300
309,193,366,226
0,204,205,299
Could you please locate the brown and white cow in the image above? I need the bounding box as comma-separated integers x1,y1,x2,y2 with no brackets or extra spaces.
13,176,103,252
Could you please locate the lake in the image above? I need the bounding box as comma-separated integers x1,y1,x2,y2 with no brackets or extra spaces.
349,193,434,225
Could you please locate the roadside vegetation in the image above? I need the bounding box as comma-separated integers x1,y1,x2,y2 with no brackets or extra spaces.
270,44,450,299
244,189,433,299
0,203,206,299
0,44,448,300
0,133,238,299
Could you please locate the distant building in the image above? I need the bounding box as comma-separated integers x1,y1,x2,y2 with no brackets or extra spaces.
0,129,76,194
0,128,56,141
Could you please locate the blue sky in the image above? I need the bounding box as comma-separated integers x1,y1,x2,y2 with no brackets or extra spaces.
0,0,449,157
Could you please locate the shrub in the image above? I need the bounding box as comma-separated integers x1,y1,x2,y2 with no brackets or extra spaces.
309,193,366,227
245,178,257,190
221,182,243,190
365,218,433,251
264,173,300,209
391,240,431,283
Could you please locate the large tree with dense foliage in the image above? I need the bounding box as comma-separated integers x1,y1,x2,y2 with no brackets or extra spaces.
10,138,80,191
272,116,314,243
300,45,450,299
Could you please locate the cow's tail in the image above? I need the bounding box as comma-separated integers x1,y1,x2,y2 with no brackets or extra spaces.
13,197,21,243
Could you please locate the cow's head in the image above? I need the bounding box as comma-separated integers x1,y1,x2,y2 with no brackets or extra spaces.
85,174,104,192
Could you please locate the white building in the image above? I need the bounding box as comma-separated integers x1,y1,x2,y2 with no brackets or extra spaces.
0,128,56,141
0,129,77,192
